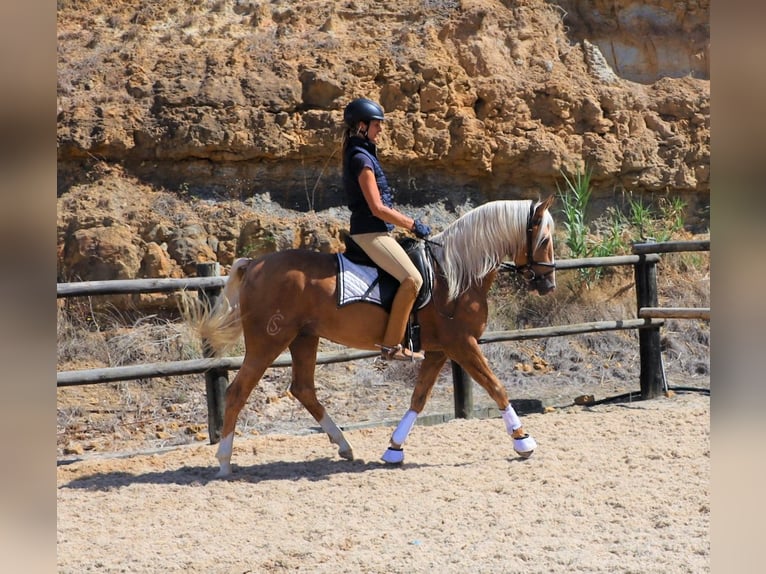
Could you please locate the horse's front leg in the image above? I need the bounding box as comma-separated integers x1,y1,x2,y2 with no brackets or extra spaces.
452,340,537,458
381,351,447,464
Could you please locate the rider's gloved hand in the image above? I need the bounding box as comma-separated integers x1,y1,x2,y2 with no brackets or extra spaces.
411,219,431,239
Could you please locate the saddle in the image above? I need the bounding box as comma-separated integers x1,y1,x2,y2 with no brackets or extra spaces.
336,235,435,352
338,235,434,310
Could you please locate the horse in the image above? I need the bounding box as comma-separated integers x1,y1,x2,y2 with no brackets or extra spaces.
189,197,556,477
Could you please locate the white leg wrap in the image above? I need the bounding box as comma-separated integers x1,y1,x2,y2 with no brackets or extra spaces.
319,413,353,460
215,432,234,477
391,409,418,446
502,404,522,433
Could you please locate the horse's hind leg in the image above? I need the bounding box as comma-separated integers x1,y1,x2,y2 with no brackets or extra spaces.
289,334,354,460
216,350,282,478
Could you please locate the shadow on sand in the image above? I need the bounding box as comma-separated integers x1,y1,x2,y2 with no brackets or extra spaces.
58,456,475,491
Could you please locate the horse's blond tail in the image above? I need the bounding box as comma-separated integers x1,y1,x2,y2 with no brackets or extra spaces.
180,258,250,357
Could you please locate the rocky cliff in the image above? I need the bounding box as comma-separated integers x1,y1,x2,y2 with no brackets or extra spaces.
57,0,709,291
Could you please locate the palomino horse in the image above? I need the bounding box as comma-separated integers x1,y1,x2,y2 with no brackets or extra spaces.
192,197,556,477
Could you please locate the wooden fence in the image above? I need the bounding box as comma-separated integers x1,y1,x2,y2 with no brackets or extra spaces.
57,240,709,443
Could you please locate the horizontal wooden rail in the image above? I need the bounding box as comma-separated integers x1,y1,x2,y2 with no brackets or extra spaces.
550,253,660,269
56,276,226,297
499,253,660,274
478,318,664,344
639,307,710,320
57,349,379,387
632,240,709,254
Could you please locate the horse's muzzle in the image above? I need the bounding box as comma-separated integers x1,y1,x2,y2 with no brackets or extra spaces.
530,275,556,295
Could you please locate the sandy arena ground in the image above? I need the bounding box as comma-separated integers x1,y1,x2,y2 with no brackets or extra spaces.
57,391,709,573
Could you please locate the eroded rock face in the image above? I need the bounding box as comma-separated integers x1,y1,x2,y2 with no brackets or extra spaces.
556,0,709,84
57,0,709,291
62,224,142,282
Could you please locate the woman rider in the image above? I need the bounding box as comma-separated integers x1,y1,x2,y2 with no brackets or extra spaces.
342,97,431,361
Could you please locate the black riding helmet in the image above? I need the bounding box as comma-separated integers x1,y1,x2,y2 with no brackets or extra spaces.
343,98,385,129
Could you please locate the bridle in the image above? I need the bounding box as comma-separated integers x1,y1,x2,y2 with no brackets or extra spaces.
500,201,555,287
425,199,555,315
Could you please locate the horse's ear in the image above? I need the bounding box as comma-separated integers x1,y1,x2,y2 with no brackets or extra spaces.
534,195,555,219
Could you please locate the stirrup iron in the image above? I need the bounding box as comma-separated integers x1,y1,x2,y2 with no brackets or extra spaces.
376,343,424,362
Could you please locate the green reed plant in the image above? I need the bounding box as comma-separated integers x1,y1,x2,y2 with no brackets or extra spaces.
557,164,604,285
590,207,629,257
557,164,593,259
623,193,687,243
626,195,654,240
657,196,687,240
556,167,691,286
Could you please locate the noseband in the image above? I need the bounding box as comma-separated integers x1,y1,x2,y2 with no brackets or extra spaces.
501,201,555,286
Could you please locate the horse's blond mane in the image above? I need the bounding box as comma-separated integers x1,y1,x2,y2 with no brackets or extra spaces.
431,200,554,301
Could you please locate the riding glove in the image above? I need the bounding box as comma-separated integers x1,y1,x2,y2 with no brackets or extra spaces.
412,219,431,239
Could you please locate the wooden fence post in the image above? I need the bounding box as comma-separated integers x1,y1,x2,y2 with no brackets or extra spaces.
451,361,473,418
633,246,664,399
196,262,228,444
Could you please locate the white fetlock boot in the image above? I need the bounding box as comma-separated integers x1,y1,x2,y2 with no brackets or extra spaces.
502,404,537,458
512,434,537,458
381,446,405,464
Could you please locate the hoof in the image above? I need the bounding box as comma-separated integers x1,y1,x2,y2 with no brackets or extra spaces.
381,446,404,464
338,447,354,461
215,460,232,478
329,435,354,460
513,434,537,458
